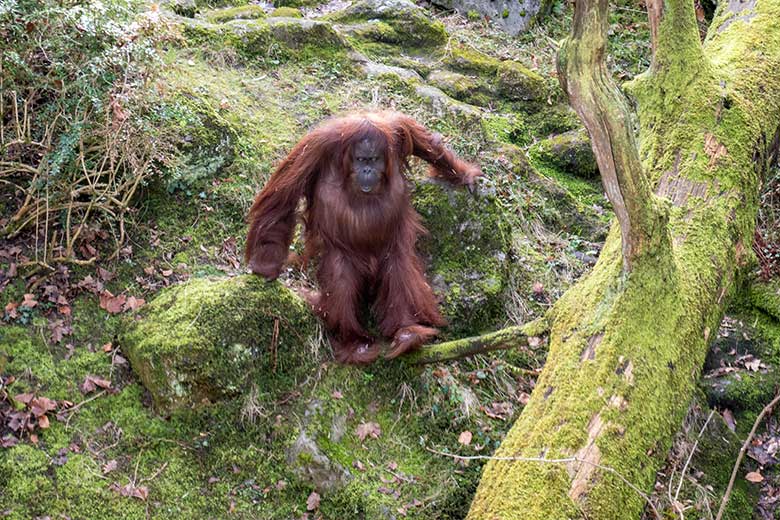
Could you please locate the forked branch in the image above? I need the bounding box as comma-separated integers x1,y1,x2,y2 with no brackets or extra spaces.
557,0,665,271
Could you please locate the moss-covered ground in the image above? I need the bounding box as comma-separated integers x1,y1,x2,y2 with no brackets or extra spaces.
2,0,777,517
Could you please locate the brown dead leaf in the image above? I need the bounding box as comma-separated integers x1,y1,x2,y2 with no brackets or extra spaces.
38,415,50,429
81,375,112,394
5,301,19,319
124,296,145,311
722,409,736,432
22,293,38,308
306,491,320,511
103,460,118,474
745,471,764,483
355,422,381,442
13,393,34,405
458,431,473,446
30,397,57,417
100,291,126,314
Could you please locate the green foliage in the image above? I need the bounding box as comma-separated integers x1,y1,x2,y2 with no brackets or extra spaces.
0,0,168,259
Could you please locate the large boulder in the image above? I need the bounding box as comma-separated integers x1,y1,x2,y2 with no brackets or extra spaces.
495,60,547,107
426,70,493,107
413,180,511,337
533,128,599,178
327,0,448,47
430,0,552,36
122,275,319,413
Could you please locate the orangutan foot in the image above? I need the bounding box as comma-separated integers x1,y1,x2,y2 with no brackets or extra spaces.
333,340,381,365
385,325,439,359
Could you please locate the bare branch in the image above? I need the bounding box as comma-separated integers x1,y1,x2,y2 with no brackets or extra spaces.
557,0,666,271
404,318,549,365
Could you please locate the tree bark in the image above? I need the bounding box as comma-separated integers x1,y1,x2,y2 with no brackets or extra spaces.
467,0,780,518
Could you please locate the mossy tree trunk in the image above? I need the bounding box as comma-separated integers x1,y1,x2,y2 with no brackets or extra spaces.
467,0,780,517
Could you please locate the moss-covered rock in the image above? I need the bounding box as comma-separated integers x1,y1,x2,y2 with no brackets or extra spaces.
426,69,493,107
500,143,609,238
412,180,511,337
442,45,501,76
122,275,319,413
525,103,582,137
203,4,267,23
532,128,599,178
181,17,349,62
271,6,302,17
168,0,199,17
328,0,448,48
414,85,482,118
495,60,546,106
273,0,326,8
266,17,346,49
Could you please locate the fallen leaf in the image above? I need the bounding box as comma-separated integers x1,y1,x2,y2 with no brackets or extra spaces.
124,296,145,311
5,301,19,319
745,471,764,483
38,415,50,429
353,460,366,471
81,375,112,394
331,390,343,399
13,393,34,405
103,343,114,352
100,291,126,314
722,409,736,432
30,397,57,417
306,491,320,511
458,431,473,446
355,422,381,442
22,293,38,308
133,486,149,500
103,460,118,474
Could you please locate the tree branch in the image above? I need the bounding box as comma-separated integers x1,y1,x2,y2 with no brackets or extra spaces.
405,318,549,365
557,0,665,272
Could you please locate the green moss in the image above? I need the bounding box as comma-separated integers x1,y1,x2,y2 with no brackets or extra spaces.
412,181,510,337
203,4,266,23
122,275,319,412
525,104,582,137
273,0,325,8
495,60,546,107
0,444,57,517
270,6,303,17
327,0,448,48
180,18,350,64
501,8,509,18
481,114,532,147
442,45,501,76
531,128,599,178
426,70,493,107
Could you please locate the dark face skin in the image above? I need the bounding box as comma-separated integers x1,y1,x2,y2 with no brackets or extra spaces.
351,138,386,194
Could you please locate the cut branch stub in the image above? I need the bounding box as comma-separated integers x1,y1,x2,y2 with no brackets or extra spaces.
557,0,666,271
